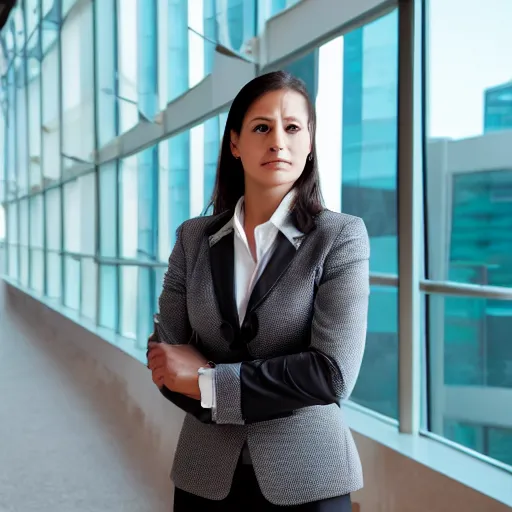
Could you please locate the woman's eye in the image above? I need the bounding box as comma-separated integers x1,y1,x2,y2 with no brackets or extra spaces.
287,124,300,132
254,124,269,133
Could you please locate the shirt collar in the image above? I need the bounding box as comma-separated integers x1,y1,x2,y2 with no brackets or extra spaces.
233,190,303,247
209,190,304,248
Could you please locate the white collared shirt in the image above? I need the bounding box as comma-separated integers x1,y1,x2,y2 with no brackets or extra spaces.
198,190,301,410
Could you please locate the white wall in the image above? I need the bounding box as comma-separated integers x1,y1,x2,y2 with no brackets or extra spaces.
0,280,510,512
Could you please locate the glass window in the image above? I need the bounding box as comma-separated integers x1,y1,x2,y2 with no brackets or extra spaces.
120,147,157,261
7,202,19,280
0,205,5,275
81,257,97,321
203,115,221,206
19,199,29,286
428,294,512,465
282,12,399,275
25,0,40,37
15,56,29,197
99,264,118,331
426,0,512,467
47,250,62,299
41,1,60,53
63,180,80,253
27,30,42,192
0,107,5,202
119,155,138,259
13,5,26,51
99,162,118,258
95,0,117,146
62,0,80,19
120,265,137,338
119,264,154,347
157,0,188,107
41,41,60,184
45,187,62,299
61,0,94,173
64,254,80,310
215,0,256,55
351,286,398,418
29,194,44,293
6,65,17,201
63,174,96,256
117,0,139,132
45,187,61,251
136,266,154,349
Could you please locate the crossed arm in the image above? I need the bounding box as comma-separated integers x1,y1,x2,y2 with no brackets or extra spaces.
148,218,370,424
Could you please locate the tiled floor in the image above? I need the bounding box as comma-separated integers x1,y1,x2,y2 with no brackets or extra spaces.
0,282,173,512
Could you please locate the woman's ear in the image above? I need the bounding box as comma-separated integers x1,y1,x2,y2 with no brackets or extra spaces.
230,130,240,159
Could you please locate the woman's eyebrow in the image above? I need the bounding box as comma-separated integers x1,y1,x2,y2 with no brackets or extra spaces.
248,115,303,123
248,116,273,123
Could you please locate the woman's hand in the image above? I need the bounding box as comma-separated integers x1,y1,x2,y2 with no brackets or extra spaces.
147,342,209,400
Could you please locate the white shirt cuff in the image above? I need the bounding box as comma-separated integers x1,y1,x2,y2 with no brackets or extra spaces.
198,368,216,409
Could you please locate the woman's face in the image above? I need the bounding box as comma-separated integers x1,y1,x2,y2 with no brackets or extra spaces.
230,88,311,193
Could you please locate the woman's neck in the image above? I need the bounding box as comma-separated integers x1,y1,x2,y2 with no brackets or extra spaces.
243,184,292,229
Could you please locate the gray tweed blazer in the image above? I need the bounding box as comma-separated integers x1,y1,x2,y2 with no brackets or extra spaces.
157,208,369,506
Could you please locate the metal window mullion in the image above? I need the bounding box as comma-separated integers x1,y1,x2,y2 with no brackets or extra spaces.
397,0,422,435
92,0,101,325
57,14,65,306
114,0,121,336
38,4,48,297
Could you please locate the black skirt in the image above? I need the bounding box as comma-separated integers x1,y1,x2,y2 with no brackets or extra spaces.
173,460,352,512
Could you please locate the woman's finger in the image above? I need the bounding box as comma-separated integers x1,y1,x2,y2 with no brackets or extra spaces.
152,367,165,387
148,354,165,370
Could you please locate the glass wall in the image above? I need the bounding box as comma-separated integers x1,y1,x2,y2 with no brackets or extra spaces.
1,0,511,474
282,11,400,419
426,0,512,466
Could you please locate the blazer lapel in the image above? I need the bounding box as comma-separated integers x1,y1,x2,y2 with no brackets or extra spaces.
244,231,298,321
209,229,240,338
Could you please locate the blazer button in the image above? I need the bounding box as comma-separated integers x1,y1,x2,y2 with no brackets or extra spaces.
241,313,258,343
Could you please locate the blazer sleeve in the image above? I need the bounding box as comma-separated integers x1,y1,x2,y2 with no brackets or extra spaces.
213,217,370,425
156,223,213,424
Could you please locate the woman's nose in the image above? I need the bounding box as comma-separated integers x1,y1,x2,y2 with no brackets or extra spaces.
269,128,286,152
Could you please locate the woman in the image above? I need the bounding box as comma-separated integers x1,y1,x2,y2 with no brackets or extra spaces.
147,71,369,511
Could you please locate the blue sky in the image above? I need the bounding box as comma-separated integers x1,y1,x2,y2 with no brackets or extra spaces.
428,0,512,139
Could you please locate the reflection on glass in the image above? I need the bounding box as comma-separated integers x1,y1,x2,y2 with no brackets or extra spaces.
120,266,137,338
46,251,62,299
136,266,154,349
95,0,117,146
81,257,97,321
426,0,512,467
99,265,118,331
99,163,118,258
41,43,60,184
282,12,399,275
427,0,512,289
30,249,44,294
45,188,62,299
64,255,80,310
351,286,398,418
19,199,29,287
119,156,138,259
216,0,256,55
428,293,512,466
117,0,138,131
29,196,44,292
444,420,512,468
61,0,94,171
27,30,42,191
15,56,29,197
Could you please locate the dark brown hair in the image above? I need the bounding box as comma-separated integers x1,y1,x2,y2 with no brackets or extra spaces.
206,71,324,233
